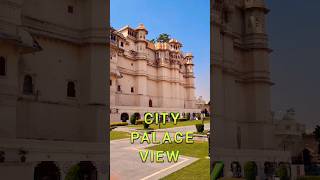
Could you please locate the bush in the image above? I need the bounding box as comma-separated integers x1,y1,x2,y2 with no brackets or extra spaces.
143,121,150,129
196,124,204,133
186,113,191,120
135,119,144,125
244,162,257,180
179,118,188,121
276,165,289,180
110,122,128,127
196,113,202,120
130,113,139,125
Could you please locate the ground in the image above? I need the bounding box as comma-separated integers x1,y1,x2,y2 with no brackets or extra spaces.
147,141,210,180
110,123,210,180
110,131,129,140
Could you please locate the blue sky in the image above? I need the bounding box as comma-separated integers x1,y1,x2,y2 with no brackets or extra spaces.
111,0,210,102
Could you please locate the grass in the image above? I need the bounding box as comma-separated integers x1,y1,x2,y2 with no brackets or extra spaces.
129,119,210,130
110,131,129,140
147,141,209,180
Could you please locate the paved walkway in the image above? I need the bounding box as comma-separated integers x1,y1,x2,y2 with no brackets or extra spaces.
110,124,210,180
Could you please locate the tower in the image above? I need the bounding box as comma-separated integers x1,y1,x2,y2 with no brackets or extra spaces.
241,0,274,149
135,24,148,106
184,53,196,109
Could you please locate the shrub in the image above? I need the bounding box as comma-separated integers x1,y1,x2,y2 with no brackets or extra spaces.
244,162,257,180
276,165,289,180
143,121,150,129
196,124,204,133
130,113,139,125
186,113,191,120
196,113,202,120
179,118,188,121
110,122,128,127
135,119,144,125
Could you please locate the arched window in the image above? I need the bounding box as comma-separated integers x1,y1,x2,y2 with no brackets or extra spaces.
34,161,60,180
67,81,76,97
0,56,5,76
120,113,129,122
149,99,153,107
23,75,33,95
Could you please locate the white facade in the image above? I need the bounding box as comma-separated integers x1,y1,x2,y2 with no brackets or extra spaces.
0,0,108,179
212,0,294,179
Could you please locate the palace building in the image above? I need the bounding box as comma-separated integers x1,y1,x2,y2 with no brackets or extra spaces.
110,24,199,122
0,0,107,179
211,0,304,179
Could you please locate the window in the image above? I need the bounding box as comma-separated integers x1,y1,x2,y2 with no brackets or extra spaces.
110,80,112,86
120,42,124,47
23,75,33,95
67,81,76,97
131,63,133,66
131,87,134,93
68,5,74,14
117,85,121,92
0,56,5,76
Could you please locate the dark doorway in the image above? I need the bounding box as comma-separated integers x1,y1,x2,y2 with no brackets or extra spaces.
78,161,97,180
120,113,129,122
34,161,60,180
23,75,33,95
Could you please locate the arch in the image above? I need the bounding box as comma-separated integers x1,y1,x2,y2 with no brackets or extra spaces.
231,161,242,178
133,112,141,120
34,161,60,180
0,56,5,76
23,75,33,95
78,161,97,180
120,113,129,122
264,162,276,178
67,81,76,97
149,99,152,107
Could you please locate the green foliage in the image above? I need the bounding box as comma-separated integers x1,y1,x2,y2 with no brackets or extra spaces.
135,119,144,125
186,113,191,120
65,165,81,180
179,118,188,122
196,124,204,133
149,39,156,44
143,121,150,129
196,113,202,120
276,165,289,180
110,122,128,127
130,113,139,125
156,33,170,43
244,162,257,180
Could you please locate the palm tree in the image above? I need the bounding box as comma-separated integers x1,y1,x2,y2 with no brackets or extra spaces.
313,125,320,154
156,33,170,43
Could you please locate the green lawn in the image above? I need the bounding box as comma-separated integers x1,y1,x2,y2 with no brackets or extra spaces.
147,141,209,180
110,131,129,140
129,119,210,130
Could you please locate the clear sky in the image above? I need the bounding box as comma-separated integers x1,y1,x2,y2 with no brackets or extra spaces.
267,0,320,130
111,0,210,102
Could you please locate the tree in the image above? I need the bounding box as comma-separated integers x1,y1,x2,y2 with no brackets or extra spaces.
149,39,156,44
313,125,320,154
156,33,170,43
